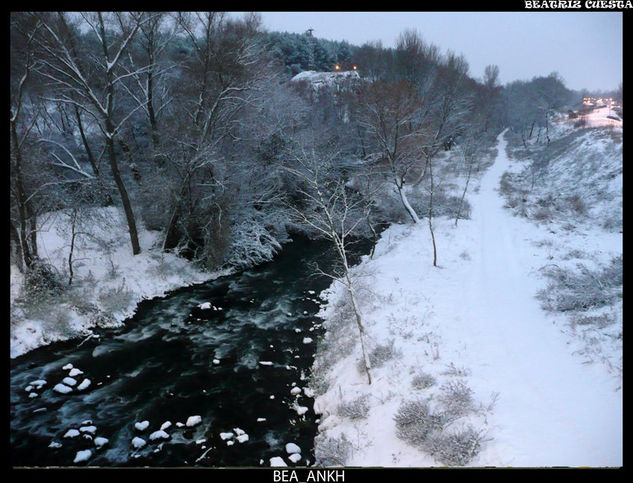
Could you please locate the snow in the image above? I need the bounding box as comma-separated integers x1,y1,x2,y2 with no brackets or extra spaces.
288,453,302,463
198,302,212,310
160,421,172,431
63,429,80,438
68,368,84,377
131,437,146,449
62,364,73,370
233,427,245,436
220,432,234,440
290,70,361,92
48,441,62,449
285,443,301,454
302,337,313,344
149,430,170,441
186,415,202,427
11,206,224,358
312,130,622,467
236,434,249,443
290,387,302,396
28,392,38,398
79,425,97,434
259,361,273,366
73,449,92,463
134,420,150,431
53,383,73,394
77,379,91,391
269,456,287,467
257,418,267,422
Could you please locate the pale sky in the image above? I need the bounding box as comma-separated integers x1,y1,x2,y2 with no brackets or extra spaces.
249,11,622,92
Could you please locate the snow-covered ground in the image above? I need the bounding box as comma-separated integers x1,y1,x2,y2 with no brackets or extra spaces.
311,131,622,467
10,207,222,358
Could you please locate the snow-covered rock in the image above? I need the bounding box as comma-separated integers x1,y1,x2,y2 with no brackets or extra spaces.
131,437,146,449
94,437,109,448
288,453,301,463
63,429,80,438
62,375,77,385
160,421,172,431
302,337,313,344
134,420,150,431
68,368,84,377
290,387,301,396
198,302,212,310
285,442,301,454
220,432,234,440
149,430,169,441
270,456,287,467
79,425,97,434
48,441,62,449
237,433,249,443
73,449,92,463
77,379,91,391
53,383,73,394
259,361,273,366
186,415,202,427
62,364,73,370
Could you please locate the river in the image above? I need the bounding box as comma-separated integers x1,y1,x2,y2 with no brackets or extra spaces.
10,235,371,467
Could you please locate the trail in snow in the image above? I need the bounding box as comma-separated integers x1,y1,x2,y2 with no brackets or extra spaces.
444,131,622,466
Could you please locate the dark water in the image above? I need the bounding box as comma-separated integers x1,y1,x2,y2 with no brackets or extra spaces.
10,236,371,467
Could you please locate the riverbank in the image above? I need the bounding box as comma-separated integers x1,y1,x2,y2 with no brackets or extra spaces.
10,207,223,358
310,131,622,467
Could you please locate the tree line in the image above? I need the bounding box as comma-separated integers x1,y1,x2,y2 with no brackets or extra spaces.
10,12,576,282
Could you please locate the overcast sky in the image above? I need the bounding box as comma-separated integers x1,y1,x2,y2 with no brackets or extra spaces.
250,11,622,92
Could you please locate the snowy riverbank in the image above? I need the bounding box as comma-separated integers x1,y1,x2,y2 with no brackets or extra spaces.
310,132,622,467
10,207,223,359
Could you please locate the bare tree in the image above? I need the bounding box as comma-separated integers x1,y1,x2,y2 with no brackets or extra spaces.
10,13,42,270
358,80,424,223
282,144,374,385
33,12,149,254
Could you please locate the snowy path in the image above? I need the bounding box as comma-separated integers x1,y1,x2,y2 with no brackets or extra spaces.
443,131,622,467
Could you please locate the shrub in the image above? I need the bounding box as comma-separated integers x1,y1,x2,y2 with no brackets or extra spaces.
411,372,436,390
357,339,400,374
337,395,370,421
394,400,445,447
97,280,135,314
426,425,485,466
314,433,352,466
437,381,475,420
538,257,622,312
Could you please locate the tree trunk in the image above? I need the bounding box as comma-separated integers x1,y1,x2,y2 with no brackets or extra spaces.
11,121,36,269
396,179,420,224
346,277,372,385
428,158,438,267
105,135,141,255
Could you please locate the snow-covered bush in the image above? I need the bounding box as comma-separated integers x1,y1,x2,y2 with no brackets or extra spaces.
314,433,353,466
394,399,445,447
97,280,135,315
538,256,622,312
437,381,475,420
426,425,485,466
357,339,400,374
411,372,436,390
337,395,371,421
